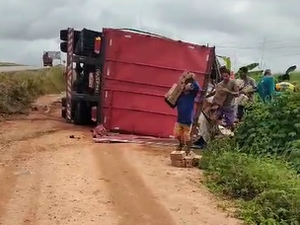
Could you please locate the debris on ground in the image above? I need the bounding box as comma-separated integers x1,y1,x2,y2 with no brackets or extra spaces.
170,151,201,168
92,124,107,138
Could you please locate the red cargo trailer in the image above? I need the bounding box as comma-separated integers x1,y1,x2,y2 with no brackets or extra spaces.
61,28,215,138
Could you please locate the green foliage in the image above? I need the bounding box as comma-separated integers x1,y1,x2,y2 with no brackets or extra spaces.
248,70,263,81
235,92,300,168
290,72,300,89
200,91,300,224
0,67,65,114
201,145,300,224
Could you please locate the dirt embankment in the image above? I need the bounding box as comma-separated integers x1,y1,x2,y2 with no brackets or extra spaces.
0,94,241,225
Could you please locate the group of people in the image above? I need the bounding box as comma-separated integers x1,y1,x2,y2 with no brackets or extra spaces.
173,66,279,154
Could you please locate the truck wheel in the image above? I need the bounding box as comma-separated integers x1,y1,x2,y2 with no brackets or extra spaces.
73,101,91,125
61,97,67,107
61,97,67,118
61,109,66,118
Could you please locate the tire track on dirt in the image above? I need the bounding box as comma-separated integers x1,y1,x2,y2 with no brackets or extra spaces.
0,164,17,222
0,129,59,146
93,144,177,225
0,129,76,222
0,142,44,221
0,120,89,152
21,147,43,225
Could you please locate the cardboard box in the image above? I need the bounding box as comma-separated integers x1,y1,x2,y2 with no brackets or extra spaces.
165,71,195,108
184,156,193,168
179,72,195,83
212,85,227,106
170,151,202,168
165,83,184,108
170,151,185,160
171,159,186,167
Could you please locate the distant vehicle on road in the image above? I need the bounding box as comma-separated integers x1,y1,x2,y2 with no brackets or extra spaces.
42,52,53,67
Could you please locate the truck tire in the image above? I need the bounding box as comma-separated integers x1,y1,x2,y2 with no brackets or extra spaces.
61,108,66,118
73,101,91,125
60,30,80,54
75,29,102,56
61,97,67,107
60,30,81,41
61,97,67,119
60,42,67,53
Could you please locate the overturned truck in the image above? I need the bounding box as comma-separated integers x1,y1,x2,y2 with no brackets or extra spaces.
60,27,220,138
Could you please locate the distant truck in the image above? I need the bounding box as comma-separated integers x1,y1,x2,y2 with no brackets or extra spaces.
60,28,218,137
42,52,53,67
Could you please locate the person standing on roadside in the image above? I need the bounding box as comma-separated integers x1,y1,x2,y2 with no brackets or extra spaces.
237,66,257,120
257,69,276,102
213,67,239,130
174,73,200,155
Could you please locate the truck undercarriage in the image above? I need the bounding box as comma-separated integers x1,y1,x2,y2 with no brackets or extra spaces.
60,28,103,125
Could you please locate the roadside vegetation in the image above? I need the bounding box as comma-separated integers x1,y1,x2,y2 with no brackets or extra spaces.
200,81,300,224
289,72,300,85
0,66,65,115
0,62,24,66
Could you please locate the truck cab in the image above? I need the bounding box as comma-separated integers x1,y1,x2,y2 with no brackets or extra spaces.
43,52,53,67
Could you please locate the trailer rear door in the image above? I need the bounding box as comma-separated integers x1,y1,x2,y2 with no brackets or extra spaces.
101,28,215,137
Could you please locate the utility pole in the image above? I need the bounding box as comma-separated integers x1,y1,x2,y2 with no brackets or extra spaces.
260,37,266,69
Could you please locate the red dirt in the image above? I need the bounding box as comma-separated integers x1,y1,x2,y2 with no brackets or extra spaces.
0,94,241,225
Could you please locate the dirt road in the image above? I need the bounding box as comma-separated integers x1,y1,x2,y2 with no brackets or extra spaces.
0,94,241,225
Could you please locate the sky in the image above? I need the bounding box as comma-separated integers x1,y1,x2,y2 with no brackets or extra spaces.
0,0,300,72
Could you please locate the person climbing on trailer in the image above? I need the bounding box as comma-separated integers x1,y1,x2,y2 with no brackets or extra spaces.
174,72,200,155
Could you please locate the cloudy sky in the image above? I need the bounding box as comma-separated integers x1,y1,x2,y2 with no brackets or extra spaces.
0,0,299,72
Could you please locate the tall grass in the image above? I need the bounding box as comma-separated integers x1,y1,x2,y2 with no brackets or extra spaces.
290,72,300,88
0,66,65,114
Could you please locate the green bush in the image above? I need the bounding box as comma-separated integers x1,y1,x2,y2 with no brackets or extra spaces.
235,92,300,159
200,77,300,224
290,72,300,89
201,147,300,224
0,66,65,114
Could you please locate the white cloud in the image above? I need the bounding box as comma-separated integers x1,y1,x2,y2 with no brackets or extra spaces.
0,0,299,72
